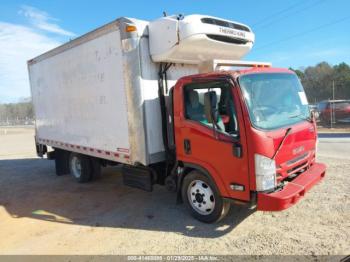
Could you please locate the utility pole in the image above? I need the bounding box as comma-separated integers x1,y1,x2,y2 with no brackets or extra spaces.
333,80,335,125
330,80,335,128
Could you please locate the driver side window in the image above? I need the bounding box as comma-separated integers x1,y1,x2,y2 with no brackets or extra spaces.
184,81,239,135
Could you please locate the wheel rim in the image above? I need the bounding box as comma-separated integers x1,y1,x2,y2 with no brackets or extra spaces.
71,156,82,178
187,179,215,215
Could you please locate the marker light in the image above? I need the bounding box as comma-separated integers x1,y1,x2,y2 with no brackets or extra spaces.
125,25,137,32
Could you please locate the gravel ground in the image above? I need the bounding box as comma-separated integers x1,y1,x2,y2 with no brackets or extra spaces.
0,127,349,255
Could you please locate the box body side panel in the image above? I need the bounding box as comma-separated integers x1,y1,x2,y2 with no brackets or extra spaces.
29,29,131,161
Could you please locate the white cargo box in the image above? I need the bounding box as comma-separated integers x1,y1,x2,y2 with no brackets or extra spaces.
29,17,198,166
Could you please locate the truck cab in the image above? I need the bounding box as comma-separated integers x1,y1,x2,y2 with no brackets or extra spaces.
171,65,326,222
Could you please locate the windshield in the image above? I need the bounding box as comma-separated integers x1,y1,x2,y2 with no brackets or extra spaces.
239,73,310,130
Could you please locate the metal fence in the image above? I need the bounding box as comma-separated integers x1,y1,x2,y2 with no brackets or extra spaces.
0,118,35,126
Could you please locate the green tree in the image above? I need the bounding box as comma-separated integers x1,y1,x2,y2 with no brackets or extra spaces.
333,62,350,99
292,62,350,103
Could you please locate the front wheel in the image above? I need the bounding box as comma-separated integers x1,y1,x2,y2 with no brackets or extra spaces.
182,171,230,223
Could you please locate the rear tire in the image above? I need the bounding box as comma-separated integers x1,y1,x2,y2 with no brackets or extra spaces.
69,153,92,183
181,171,230,223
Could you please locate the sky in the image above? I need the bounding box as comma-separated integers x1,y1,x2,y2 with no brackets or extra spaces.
0,0,349,103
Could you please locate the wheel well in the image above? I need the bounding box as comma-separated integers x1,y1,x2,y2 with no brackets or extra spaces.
176,162,217,203
181,163,212,180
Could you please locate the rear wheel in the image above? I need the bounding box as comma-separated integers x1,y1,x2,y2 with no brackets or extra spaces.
182,171,230,223
69,153,92,183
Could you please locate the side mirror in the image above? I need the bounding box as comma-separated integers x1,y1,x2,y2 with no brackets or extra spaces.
311,110,316,122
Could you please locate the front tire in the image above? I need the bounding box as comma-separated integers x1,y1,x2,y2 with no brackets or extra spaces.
181,171,230,223
69,153,92,183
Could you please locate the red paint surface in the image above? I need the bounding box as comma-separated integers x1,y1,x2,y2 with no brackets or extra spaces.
257,163,326,211
173,68,326,208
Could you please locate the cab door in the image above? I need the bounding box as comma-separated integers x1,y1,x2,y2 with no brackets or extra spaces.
174,77,251,201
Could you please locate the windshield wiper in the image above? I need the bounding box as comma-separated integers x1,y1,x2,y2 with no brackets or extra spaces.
272,127,292,160
289,113,312,123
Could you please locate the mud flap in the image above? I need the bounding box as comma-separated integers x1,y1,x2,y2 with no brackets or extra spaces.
121,165,153,192
54,148,70,176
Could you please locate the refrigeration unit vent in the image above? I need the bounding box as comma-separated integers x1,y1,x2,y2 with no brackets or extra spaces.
201,17,251,32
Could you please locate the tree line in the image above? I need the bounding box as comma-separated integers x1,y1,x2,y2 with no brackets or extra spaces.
0,61,349,125
0,100,34,125
290,62,350,104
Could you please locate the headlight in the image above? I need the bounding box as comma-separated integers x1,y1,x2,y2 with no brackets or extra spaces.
255,154,276,191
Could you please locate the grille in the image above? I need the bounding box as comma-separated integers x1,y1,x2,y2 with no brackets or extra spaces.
201,18,250,32
287,152,308,165
206,34,249,45
287,161,308,174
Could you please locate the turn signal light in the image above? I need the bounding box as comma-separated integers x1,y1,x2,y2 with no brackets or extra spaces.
125,25,137,32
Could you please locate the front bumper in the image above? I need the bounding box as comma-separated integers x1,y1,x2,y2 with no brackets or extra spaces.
257,162,326,211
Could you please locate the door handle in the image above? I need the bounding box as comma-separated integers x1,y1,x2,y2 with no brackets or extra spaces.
233,142,242,158
184,139,191,154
